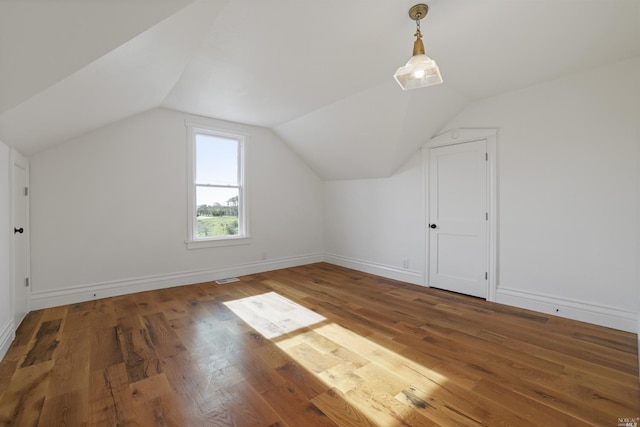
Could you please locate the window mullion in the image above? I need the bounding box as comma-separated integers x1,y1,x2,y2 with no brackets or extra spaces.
195,183,240,189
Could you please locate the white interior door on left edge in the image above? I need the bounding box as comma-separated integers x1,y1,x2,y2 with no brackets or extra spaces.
428,140,488,298
12,150,29,328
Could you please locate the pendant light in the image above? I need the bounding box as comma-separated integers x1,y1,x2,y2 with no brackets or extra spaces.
393,3,443,90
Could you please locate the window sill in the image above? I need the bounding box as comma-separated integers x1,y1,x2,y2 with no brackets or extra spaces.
186,236,251,250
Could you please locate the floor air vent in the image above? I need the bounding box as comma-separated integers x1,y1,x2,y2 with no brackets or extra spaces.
215,277,240,284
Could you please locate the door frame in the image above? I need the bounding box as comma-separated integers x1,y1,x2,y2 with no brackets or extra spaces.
422,128,498,301
10,149,30,328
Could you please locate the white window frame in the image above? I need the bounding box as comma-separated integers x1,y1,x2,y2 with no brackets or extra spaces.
185,121,250,249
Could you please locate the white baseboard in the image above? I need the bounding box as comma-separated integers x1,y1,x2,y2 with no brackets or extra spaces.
0,319,15,361
25,253,640,338
496,287,638,333
324,253,425,286
30,253,324,310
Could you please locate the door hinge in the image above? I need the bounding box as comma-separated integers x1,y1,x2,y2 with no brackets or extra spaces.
485,153,488,161
24,187,28,196
25,277,29,287
485,212,488,221
485,272,488,280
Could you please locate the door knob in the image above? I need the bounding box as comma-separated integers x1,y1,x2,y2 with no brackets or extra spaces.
14,227,23,234
429,224,437,229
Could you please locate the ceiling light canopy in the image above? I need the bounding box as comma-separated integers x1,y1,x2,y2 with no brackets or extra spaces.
394,3,443,90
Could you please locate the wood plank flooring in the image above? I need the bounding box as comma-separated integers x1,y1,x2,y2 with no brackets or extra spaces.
0,262,638,426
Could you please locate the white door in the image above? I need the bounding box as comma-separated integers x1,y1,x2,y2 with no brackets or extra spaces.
12,151,29,328
428,140,488,298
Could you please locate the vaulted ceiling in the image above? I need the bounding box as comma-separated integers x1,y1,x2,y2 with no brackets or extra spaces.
1,0,638,180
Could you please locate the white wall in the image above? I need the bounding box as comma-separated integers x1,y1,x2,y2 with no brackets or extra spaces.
445,58,639,323
0,141,13,359
324,57,640,332
29,107,324,307
324,152,425,285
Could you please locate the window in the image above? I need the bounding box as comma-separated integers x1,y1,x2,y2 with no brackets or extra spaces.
186,122,249,249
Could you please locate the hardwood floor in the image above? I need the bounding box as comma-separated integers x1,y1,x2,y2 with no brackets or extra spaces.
0,262,638,426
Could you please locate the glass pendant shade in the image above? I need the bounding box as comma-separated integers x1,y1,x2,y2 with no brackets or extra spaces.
394,4,442,90
394,53,443,90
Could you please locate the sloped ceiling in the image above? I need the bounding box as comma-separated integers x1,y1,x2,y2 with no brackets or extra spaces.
1,0,638,180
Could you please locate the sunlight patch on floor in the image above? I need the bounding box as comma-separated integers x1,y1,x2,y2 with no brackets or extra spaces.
223,291,326,339
224,292,451,426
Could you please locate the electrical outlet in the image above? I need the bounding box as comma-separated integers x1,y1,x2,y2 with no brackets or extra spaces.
403,259,409,269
